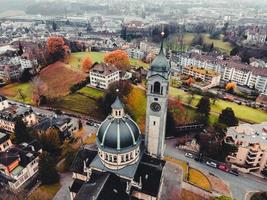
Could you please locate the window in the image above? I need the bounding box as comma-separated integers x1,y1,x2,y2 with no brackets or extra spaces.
153,82,161,94
153,121,156,126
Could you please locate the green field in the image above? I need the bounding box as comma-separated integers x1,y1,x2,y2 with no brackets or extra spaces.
0,82,32,104
169,87,267,124
66,51,148,70
165,33,233,54
50,87,105,120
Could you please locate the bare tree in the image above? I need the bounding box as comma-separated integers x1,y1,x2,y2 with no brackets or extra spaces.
31,77,48,106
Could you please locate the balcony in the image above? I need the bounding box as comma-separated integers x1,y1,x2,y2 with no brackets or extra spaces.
245,159,256,165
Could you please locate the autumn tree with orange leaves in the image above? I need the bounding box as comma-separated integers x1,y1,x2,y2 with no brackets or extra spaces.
47,36,70,62
225,82,236,94
104,50,130,70
81,56,93,73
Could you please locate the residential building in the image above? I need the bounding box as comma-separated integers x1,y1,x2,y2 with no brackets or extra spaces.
225,122,267,175
183,65,221,89
89,63,120,89
0,96,9,111
126,48,145,60
0,105,38,133
176,53,267,94
246,28,267,45
0,64,21,81
33,116,77,139
0,133,42,190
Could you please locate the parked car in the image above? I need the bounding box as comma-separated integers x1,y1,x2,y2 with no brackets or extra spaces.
229,169,239,176
185,153,194,159
206,161,217,168
218,164,229,172
86,120,94,126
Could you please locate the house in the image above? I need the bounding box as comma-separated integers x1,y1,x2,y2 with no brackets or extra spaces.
33,116,77,139
225,122,267,175
89,63,120,89
0,132,42,190
0,96,9,111
0,64,21,81
0,105,38,133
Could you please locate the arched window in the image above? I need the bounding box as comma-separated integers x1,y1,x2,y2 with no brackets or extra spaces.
153,82,161,94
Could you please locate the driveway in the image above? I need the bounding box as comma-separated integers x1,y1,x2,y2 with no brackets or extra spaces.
53,172,73,200
165,139,267,200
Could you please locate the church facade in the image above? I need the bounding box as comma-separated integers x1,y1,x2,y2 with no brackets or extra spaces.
69,37,170,200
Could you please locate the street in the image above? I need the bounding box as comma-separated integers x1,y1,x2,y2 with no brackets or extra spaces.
165,139,267,200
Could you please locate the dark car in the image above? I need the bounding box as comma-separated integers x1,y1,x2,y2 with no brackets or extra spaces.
229,169,239,176
86,120,94,126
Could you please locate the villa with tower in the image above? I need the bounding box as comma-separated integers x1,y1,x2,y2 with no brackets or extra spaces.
69,35,171,200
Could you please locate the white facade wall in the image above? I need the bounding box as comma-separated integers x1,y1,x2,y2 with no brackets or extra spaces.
90,71,120,89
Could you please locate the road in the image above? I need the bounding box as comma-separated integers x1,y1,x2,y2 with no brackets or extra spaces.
165,139,267,200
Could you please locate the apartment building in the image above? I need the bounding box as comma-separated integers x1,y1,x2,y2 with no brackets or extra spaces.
225,122,267,175
126,48,145,60
176,53,267,94
183,65,221,89
0,105,38,133
246,28,267,45
0,132,42,190
0,96,9,111
0,64,21,81
89,63,120,89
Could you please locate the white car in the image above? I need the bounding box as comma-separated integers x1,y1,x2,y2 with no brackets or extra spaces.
206,161,217,168
185,153,194,159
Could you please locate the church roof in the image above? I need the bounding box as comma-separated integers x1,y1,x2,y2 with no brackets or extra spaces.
111,96,124,109
96,115,141,151
150,39,170,73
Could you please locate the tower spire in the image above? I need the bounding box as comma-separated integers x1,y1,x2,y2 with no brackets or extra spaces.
159,31,165,55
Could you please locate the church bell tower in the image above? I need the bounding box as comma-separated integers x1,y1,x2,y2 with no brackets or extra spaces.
145,33,171,158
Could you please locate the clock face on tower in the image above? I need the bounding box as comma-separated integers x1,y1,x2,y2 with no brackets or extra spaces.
150,102,161,112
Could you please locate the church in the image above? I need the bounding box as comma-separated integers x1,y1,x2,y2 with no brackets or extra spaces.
69,36,171,200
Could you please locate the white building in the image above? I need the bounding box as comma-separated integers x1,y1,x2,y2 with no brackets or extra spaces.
126,48,145,60
0,105,38,133
246,28,267,45
226,122,267,175
0,96,9,111
89,63,120,89
182,66,221,89
0,132,42,190
176,53,267,94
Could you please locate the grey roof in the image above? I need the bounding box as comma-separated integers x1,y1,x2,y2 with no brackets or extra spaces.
96,115,141,151
0,132,9,144
91,62,119,76
150,41,170,73
111,96,124,109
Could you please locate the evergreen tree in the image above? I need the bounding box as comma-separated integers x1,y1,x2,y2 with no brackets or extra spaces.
218,107,238,127
197,97,210,116
39,152,60,185
39,128,61,156
14,117,30,144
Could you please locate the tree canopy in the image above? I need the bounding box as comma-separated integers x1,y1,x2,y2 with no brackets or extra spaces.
81,56,93,73
219,107,239,127
47,36,69,62
14,117,31,144
104,50,130,70
197,97,210,116
38,151,60,185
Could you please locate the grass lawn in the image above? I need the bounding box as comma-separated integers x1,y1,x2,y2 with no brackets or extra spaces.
29,183,61,200
0,82,32,104
66,51,148,70
169,87,267,124
84,134,97,144
188,168,212,191
168,33,233,54
126,86,147,132
78,87,104,99
50,89,104,120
